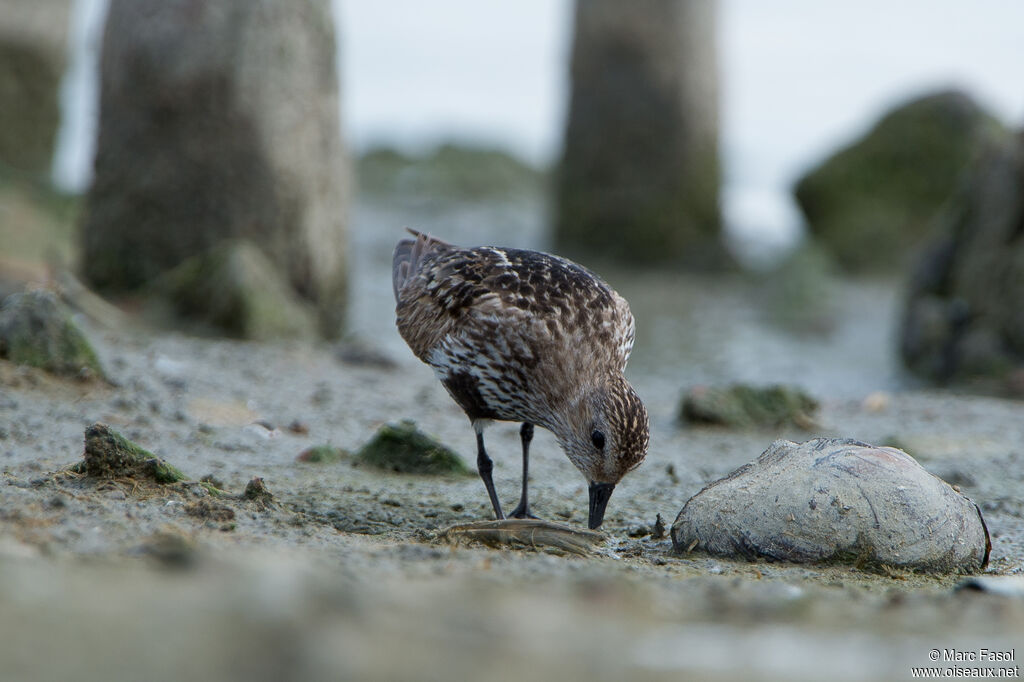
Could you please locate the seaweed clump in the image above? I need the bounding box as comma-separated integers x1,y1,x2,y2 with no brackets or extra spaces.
75,422,187,483
680,384,818,429
355,420,470,475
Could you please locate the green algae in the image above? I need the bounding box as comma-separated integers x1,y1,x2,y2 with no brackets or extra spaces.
76,422,187,482
355,420,470,475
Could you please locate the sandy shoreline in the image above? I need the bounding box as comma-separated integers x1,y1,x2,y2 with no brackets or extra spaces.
2,297,1023,679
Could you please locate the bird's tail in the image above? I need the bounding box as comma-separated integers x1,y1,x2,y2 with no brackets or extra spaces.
392,228,451,301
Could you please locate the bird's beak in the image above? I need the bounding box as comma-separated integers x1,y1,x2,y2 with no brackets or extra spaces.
588,482,615,529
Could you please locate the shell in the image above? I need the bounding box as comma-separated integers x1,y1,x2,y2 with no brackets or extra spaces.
671,438,990,572
438,519,604,556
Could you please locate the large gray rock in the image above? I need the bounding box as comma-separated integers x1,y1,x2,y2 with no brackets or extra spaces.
900,133,1024,388
80,0,349,337
555,0,723,267
0,0,71,176
794,90,1008,272
671,438,990,573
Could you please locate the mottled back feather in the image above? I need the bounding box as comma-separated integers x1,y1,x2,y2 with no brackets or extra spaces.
394,236,634,371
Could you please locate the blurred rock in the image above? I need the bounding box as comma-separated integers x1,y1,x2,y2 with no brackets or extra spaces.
0,0,70,177
671,438,990,573
794,90,1008,272
0,289,104,379
555,0,723,267
956,576,1024,597
900,133,1024,389
156,239,318,341
80,0,349,337
0,175,79,299
138,527,199,569
679,383,818,429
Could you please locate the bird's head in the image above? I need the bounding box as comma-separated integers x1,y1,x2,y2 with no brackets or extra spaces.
555,374,649,529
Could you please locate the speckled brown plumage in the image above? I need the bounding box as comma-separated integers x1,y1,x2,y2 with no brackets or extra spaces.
393,229,649,528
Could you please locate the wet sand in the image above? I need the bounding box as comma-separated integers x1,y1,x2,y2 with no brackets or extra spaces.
2,197,1023,680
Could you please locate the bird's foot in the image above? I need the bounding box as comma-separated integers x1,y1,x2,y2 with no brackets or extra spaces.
508,503,539,520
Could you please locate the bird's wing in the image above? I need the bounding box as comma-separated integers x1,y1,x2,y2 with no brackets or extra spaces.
396,244,635,371
470,247,635,371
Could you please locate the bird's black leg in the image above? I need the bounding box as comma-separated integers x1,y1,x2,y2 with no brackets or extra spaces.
509,422,538,519
476,431,504,521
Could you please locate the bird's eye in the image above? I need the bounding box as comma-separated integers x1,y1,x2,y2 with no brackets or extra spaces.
591,430,605,450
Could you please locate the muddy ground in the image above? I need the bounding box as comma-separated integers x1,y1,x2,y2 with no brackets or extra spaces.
2,198,1024,681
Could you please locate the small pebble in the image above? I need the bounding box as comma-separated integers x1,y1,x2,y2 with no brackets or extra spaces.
244,422,279,439
651,513,666,540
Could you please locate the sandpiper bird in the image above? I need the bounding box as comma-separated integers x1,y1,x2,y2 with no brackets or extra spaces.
393,229,649,529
